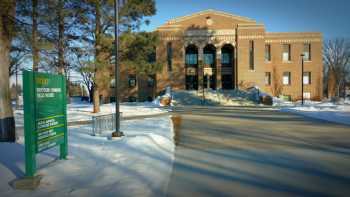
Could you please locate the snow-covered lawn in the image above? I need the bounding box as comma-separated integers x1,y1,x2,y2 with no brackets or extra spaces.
0,116,174,197
14,101,168,127
274,98,350,126
171,90,258,106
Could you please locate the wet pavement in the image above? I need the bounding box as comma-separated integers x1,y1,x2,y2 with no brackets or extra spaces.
166,106,350,197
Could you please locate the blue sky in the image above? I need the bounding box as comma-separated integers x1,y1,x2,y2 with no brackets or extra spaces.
141,0,350,39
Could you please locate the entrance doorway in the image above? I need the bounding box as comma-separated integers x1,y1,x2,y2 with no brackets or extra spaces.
221,44,234,89
203,44,216,89
185,44,198,90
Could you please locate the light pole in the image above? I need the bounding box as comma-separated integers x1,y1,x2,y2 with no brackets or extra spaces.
300,54,305,106
112,0,124,137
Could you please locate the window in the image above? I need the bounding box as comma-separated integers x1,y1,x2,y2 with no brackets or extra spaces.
185,54,197,65
283,72,291,85
221,53,231,64
249,40,254,70
204,53,214,65
303,72,311,85
265,72,271,85
303,43,311,61
265,44,271,61
282,44,291,62
128,75,136,87
167,42,172,71
147,75,155,87
303,92,311,100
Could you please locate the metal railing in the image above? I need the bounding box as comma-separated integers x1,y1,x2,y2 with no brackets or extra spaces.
92,113,122,136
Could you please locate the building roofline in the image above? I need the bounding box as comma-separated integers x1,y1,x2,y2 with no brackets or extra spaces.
164,9,256,25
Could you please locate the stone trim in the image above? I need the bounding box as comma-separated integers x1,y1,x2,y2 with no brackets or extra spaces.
265,32,322,38
166,9,256,25
184,29,236,36
238,35,265,39
265,38,322,43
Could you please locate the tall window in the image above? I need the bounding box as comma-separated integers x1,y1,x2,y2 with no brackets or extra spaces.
185,54,198,65
147,75,155,87
283,72,291,85
204,53,214,65
282,44,291,62
249,40,254,70
303,72,311,85
167,42,172,71
303,43,311,61
265,72,271,85
221,53,231,64
265,44,271,62
128,75,136,87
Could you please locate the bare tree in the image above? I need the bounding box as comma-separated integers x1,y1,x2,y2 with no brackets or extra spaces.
0,0,16,142
323,38,350,99
271,66,283,97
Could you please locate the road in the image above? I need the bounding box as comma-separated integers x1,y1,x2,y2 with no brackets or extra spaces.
166,106,350,197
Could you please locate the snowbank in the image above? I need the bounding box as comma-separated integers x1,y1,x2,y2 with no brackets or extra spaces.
275,99,350,126
0,116,175,197
14,101,169,127
171,90,258,106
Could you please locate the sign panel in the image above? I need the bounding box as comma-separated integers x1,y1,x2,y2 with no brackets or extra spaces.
23,71,68,177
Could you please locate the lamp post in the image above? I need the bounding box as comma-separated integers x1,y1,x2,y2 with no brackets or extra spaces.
300,54,305,106
112,0,124,137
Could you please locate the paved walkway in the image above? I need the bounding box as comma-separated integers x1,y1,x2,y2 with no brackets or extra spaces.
166,106,350,197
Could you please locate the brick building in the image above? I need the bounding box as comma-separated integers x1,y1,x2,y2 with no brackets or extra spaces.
119,9,323,102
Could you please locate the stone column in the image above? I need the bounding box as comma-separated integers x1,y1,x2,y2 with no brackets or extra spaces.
216,48,222,90
197,44,204,91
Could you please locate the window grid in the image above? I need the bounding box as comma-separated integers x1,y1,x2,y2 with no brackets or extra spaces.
265,72,271,85
249,40,255,70
128,75,136,88
221,53,231,64
303,43,311,61
185,54,198,65
265,44,271,62
282,44,291,62
303,72,311,85
167,42,172,71
283,72,291,85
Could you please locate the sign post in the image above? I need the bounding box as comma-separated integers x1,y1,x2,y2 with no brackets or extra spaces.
23,70,68,177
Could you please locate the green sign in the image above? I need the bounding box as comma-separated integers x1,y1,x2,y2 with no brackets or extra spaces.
23,70,68,177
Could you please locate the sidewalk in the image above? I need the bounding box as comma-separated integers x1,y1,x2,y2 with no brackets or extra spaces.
0,116,175,197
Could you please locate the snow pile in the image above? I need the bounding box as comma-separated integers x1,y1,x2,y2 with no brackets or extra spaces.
0,116,175,197
171,89,259,106
153,86,173,107
15,101,169,127
275,99,350,126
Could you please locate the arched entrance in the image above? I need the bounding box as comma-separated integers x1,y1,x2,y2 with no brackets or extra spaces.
221,44,234,89
185,44,198,90
203,44,216,89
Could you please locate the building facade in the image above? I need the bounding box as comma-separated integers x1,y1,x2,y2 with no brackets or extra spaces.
153,10,323,101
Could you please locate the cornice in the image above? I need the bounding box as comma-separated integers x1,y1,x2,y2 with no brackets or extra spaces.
165,9,256,25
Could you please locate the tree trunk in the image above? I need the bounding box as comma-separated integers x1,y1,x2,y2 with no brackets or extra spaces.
0,0,16,142
327,69,337,98
89,87,94,103
32,0,39,71
93,86,100,113
57,0,65,74
92,1,101,113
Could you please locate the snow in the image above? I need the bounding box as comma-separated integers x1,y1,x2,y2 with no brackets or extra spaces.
0,116,175,197
14,100,169,127
171,89,259,106
274,98,350,126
